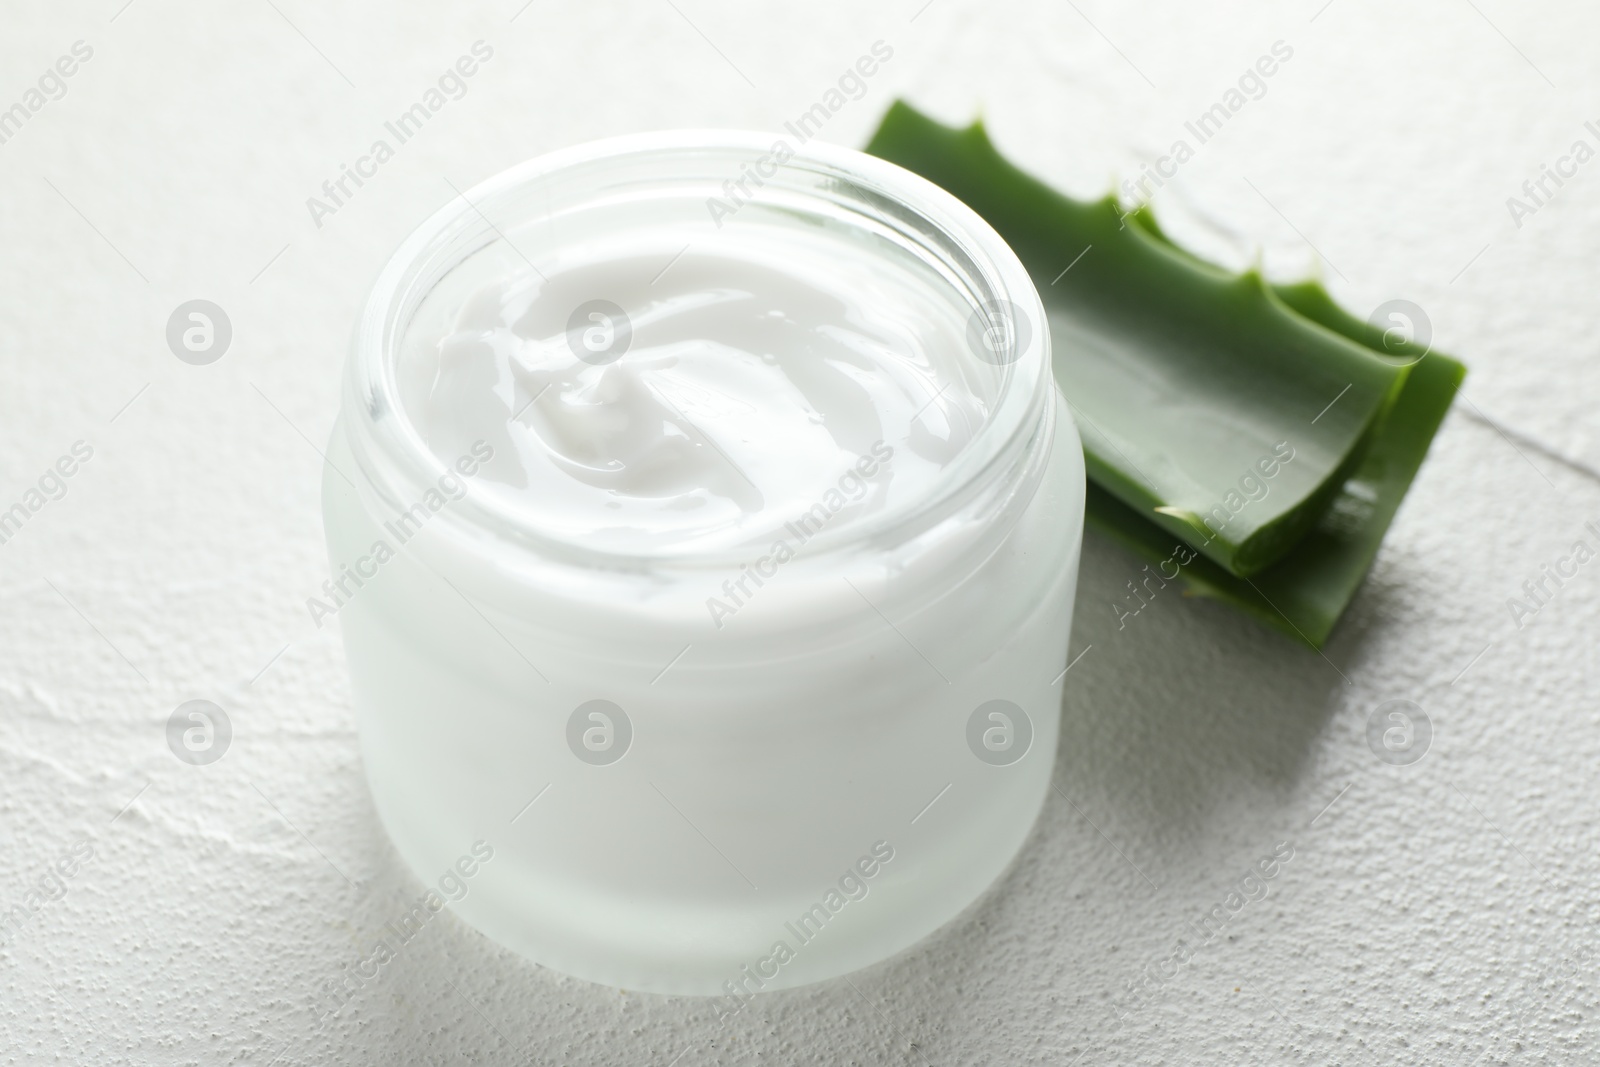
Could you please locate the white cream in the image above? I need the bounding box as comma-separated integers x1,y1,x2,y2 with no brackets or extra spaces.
328,132,1084,996
399,225,989,555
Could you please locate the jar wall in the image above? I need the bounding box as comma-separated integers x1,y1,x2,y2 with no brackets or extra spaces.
322,391,1083,994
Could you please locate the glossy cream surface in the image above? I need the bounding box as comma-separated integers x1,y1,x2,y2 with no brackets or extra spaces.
396,222,991,554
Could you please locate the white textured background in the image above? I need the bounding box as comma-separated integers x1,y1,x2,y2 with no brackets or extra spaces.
2,1,1597,1063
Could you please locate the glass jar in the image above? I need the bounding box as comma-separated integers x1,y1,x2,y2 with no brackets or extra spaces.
322,131,1084,997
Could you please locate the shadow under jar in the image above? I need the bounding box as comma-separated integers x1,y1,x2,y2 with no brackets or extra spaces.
322,131,1084,995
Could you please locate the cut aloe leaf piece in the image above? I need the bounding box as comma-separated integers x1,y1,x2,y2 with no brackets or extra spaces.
1127,204,1435,371
864,101,1464,646
1104,202,1464,647
865,102,1410,578
1081,343,1463,648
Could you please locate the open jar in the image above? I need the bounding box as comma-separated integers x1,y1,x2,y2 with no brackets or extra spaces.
322,131,1084,997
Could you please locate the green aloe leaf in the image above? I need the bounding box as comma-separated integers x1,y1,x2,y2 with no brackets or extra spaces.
864,101,1409,579
1081,349,1461,648
864,101,1464,648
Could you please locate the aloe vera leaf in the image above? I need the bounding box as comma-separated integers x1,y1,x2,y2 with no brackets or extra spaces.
1127,204,1434,371
1082,344,1463,647
1071,193,1465,645
864,102,1409,577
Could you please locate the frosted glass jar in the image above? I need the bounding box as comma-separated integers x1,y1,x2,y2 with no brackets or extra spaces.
322,131,1084,997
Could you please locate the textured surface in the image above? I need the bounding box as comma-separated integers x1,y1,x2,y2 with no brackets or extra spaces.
2,1,1597,1064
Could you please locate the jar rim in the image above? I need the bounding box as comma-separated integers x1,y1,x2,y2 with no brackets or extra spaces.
344,129,1054,571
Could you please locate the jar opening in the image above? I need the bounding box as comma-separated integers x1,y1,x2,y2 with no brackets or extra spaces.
347,131,1051,569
